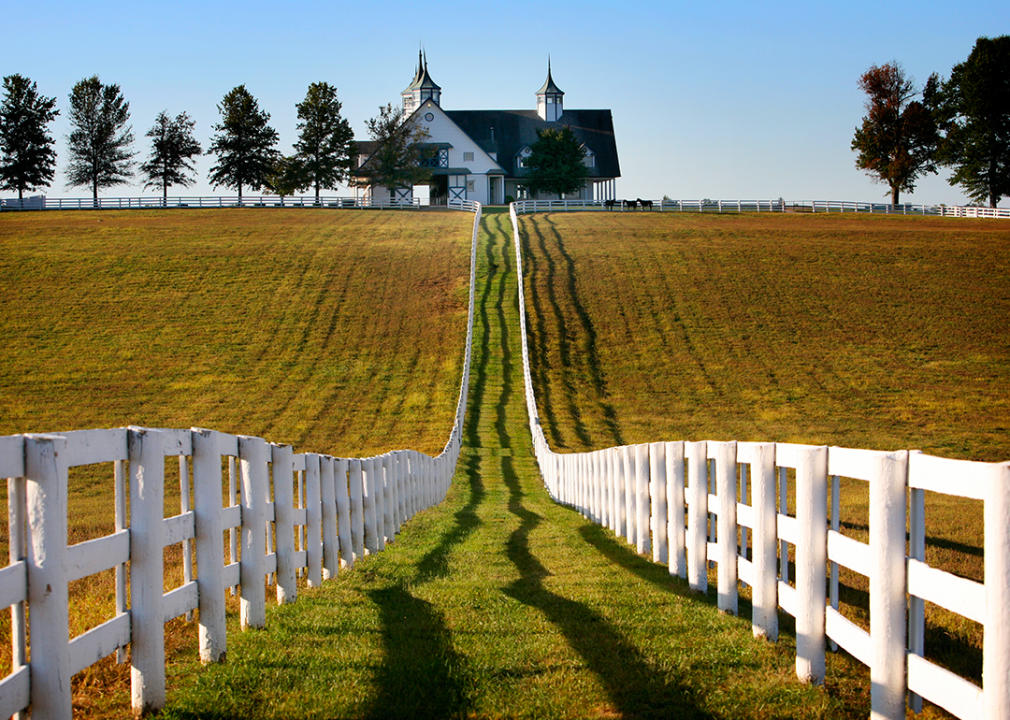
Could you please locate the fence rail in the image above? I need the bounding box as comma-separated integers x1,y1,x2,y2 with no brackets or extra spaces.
0,201,481,720
0,194,464,211
511,198,1010,217
508,202,1010,720
4,194,1007,218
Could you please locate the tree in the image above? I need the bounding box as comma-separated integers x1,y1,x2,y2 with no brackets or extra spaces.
293,82,355,202
207,85,279,201
264,155,304,199
935,35,1010,208
851,62,938,205
140,110,201,204
522,126,589,198
0,74,59,201
65,76,135,202
354,102,430,194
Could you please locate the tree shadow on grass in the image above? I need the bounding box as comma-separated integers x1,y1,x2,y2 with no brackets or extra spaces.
414,450,484,583
365,584,472,720
501,456,715,719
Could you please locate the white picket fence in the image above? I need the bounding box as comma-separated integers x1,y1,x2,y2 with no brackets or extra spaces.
0,201,482,720
507,202,1010,720
512,198,1010,217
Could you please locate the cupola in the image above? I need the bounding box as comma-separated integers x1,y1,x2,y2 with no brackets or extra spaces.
536,59,564,122
402,50,441,117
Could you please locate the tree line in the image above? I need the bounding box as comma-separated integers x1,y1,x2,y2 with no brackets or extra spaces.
0,77,364,204
852,35,1010,208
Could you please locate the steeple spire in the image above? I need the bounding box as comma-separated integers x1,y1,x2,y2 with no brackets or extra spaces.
536,58,564,121
401,48,442,116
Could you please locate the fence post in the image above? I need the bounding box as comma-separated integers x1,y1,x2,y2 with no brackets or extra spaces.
348,459,364,560
666,441,686,578
25,434,73,719
392,451,404,534
362,457,378,554
381,454,395,544
334,458,352,568
238,435,269,630
374,456,387,550
7,472,28,720
906,457,923,710
650,442,667,564
191,428,227,663
623,446,636,546
795,445,828,685
713,441,739,615
582,453,590,518
635,444,651,556
584,449,593,521
228,457,238,594
405,452,417,521
686,441,708,592
597,451,609,529
779,467,790,585
985,462,1010,719
750,443,778,641
304,454,323,588
868,452,909,714
870,450,909,718
128,427,167,716
320,456,338,580
271,444,297,604
606,448,619,537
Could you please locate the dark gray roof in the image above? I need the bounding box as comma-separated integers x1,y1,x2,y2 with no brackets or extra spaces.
537,64,564,96
403,51,441,94
443,109,620,180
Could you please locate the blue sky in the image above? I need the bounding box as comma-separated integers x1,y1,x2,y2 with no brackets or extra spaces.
2,0,1007,205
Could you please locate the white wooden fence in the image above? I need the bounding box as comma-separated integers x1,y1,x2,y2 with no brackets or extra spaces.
0,195,450,211
512,198,1010,217
508,202,1010,720
939,205,1010,219
0,201,482,720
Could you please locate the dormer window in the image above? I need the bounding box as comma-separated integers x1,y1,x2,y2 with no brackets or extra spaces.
582,146,596,168
516,145,533,170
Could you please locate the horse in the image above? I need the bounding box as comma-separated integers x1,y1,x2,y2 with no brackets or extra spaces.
637,198,653,211
623,199,638,210
604,199,616,210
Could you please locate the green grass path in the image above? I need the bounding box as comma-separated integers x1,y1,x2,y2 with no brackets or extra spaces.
161,209,859,719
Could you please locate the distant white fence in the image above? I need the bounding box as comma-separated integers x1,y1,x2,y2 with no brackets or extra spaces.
0,201,481,720
512,198,1010,217
0,194,459,211
508,202,1010,720
939,205,1010,219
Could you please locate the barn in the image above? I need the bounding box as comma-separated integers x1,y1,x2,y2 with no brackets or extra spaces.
354,52,621,206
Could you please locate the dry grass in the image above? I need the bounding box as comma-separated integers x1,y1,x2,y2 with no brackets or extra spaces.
0,207,472,715
517,210,1010,717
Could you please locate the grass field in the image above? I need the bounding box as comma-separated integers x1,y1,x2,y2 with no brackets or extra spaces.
0,208,472,456
516,209,1010,717
517,211,1009,462
0,207,1006,718
0,208,473,715
158,208,860,720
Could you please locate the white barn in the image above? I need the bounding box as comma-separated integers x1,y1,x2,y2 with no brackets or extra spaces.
353,53,621,206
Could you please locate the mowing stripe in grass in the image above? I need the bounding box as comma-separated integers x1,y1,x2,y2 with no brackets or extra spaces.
159,208,858,720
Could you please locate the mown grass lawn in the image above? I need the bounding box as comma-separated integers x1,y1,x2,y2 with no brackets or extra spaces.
1,207,1004,718
0,207,472,715
517,211,1009,462
159,208,856,720
517,209,1010,718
